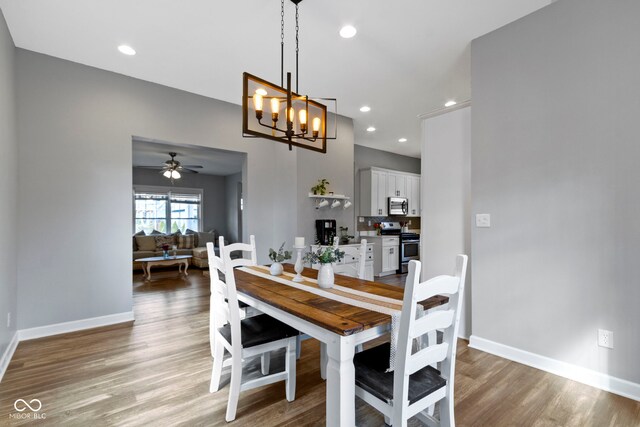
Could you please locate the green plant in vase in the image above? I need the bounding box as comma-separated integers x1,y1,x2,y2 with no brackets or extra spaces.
304,247,345,289
268,242,291,276
311,178,330,195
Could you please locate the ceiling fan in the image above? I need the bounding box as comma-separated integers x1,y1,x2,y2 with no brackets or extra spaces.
137,152,203,180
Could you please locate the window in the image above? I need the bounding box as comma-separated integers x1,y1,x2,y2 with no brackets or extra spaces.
133,186,203,234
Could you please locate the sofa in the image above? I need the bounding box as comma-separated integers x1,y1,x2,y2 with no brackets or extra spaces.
132,229,220,270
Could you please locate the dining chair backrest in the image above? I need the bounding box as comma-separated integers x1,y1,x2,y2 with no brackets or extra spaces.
337,239,367,279
218,235,257,268
206,241,238,354
218,235,258,355
393,256,468,421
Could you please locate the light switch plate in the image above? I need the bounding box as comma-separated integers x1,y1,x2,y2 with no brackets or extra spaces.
476,214,491,228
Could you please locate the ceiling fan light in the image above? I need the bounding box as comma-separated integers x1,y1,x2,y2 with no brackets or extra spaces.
171,170,181,179
163,170,172,178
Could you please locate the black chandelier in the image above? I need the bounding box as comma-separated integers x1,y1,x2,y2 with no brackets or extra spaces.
242,0,337,153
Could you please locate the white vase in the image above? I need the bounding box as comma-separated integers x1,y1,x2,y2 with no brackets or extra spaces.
317,263,334,289
269,262,284,276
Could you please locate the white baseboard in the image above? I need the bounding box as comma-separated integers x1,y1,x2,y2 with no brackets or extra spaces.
469,335,640,402
18,311,135,341
0,331,19,383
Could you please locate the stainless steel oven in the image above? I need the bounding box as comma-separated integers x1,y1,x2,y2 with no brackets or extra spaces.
399,232,420,273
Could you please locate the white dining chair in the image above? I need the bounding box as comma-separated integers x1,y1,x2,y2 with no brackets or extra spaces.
353,255,468,427
208,235,299,422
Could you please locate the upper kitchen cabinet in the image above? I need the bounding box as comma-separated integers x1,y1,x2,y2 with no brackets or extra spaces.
359,167,421,217
360,168,388,216
406,175,421,217
387,173,407,198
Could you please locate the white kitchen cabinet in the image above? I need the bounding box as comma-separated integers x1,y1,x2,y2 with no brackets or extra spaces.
310,243,374,281
406,175,421,217
387,172,407,198
360,169,388,216
367,236,400,277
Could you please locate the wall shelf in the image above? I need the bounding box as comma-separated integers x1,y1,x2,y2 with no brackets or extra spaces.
308,193,351,200
308,193,353,209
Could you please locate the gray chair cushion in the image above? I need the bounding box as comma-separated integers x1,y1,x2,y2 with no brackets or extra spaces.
218,314,299,348
354,343,446,405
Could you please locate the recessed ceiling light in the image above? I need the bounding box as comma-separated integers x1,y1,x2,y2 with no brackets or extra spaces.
366,126,376,132
340,25,357,39
360,106,371,112
118,45,136,56
445,100,457,107
398,138,407,143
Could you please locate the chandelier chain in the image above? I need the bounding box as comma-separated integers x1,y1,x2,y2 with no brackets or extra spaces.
280,0,285,87
295,3,299,92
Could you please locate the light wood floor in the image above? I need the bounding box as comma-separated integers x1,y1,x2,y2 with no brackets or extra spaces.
1,269,638,426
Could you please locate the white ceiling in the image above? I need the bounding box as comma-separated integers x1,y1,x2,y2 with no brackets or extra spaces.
0,0,552,158
132,138,245,176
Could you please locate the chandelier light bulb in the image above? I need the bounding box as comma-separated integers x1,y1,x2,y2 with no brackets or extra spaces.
253,93,263,112
288,107,295,123
255,88,268,96
312,117,321,132
271,97,280,121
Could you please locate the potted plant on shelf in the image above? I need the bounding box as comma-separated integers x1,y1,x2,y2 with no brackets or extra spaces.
304,247,345,289
268,242,292,276
311,178,330,195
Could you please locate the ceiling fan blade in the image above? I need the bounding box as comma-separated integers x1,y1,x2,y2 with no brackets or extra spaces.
182,165,203,168
181,168,199,174
136,166,164,170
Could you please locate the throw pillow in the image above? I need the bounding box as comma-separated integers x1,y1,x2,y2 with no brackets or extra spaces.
185,229,199,247
149,229,163,235
155,235,174,249
198,231,217,248
133,230,145,251
135,235,157,251
178,234,194,249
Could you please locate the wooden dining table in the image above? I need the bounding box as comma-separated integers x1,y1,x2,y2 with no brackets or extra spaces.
233,264,448,427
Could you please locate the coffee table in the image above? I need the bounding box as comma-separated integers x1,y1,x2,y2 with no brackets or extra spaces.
137,255,192,281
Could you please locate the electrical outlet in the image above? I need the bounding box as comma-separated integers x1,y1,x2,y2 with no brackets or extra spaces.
476,213,491,228
598,329,613,349
6,312,10,328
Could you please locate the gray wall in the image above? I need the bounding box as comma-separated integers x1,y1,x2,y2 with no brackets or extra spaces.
0,9,17,364
15,50,353,330
132,167,231,236
354,144,421,174
471,0,640,383
225,172,242,243
421,106,471,338
297,116,356,246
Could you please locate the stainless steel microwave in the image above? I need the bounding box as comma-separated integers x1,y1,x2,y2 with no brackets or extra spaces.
388,197,408,216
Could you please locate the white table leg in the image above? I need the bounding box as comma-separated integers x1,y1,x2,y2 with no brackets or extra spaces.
326,335,356,427
320,341,328,380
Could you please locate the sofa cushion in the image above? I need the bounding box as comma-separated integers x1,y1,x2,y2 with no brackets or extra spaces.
192,247,209,259
135,235,157,251
175,249,192,256
178,234,195,249
154,235,174,249
197,231,217,247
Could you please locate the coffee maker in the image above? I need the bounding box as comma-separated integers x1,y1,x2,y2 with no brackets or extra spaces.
315,219,337,245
